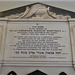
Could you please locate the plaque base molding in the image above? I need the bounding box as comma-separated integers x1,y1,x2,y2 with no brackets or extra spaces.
0,18,75,75
0,66,75,75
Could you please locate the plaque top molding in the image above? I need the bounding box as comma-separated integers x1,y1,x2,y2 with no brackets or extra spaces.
5,3,71,19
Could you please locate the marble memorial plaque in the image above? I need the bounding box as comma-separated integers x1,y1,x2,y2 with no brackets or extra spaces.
4,21,72,62
0,2,75,75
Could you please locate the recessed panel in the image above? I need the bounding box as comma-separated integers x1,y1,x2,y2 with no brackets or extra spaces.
4,21,72,62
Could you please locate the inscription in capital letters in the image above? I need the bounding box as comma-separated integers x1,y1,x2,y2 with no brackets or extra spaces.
5,22,71,61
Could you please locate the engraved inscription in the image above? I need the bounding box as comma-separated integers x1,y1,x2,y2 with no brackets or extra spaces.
4,22,71,61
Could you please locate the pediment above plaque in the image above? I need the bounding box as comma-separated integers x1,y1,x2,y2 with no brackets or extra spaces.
0,3,75,19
